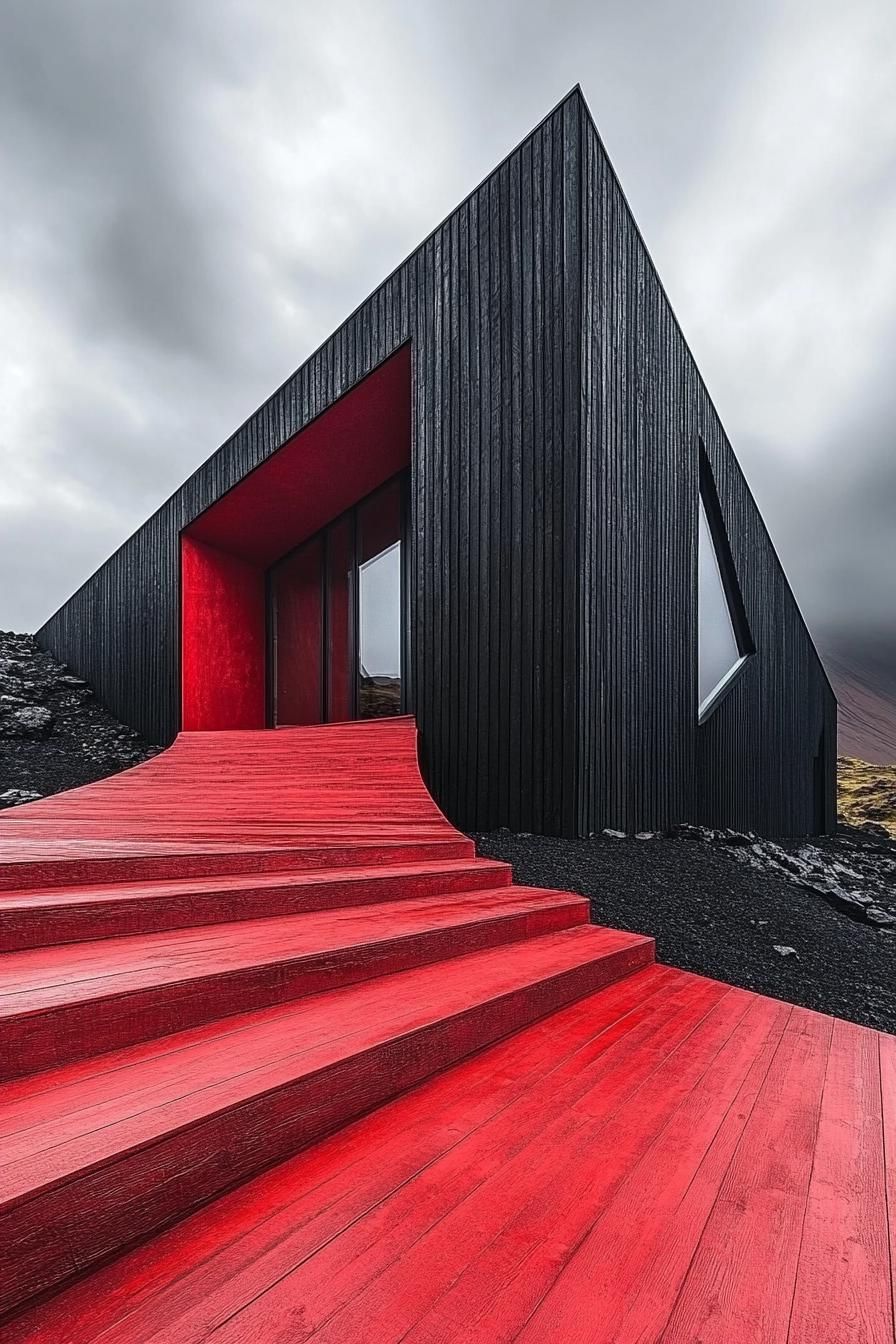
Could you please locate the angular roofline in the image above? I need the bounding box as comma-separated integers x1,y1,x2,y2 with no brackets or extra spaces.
39,86,584,630
573,94,835,701
38,84,834,704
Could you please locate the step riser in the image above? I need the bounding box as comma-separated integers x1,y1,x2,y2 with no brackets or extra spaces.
2,902,589,1079
0,865,513,952
0,840,476,893
0,938,653,1319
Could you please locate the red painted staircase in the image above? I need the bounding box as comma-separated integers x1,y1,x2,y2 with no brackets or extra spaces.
0,718,654,1324
2,718,894,1341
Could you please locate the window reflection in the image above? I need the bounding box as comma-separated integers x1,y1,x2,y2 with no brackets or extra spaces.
357,480,402,718
697,497,741,713
697,488,752,721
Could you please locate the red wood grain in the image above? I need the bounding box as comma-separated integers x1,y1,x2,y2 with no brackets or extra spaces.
0,886,592,1077
0,718,891,1342
0,719,473,889
657,1006,833,1343
877,1030,896,1339
402,991,783,1344
0,857,512,952
4,975,892,1342
1,972,671,1344
511,994,792,1344
0,928,652,1317
787,1016,892,1343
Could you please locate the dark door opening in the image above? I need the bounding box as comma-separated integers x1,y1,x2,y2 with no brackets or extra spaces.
267,473,407,725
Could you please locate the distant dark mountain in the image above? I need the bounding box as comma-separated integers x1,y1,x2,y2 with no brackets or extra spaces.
819,635,896,766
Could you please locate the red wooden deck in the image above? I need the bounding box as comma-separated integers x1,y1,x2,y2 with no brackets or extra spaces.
0,718,893,1341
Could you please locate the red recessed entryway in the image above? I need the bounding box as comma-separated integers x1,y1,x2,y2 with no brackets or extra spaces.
180,345,411,731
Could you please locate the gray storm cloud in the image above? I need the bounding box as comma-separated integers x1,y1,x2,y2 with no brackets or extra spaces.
0,0,893,674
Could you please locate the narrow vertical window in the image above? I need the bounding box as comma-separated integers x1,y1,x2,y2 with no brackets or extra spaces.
356,478,403,718
697,446,753,721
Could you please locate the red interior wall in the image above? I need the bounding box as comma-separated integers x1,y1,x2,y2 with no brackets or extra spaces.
326,513,353,722
181,537,266,731
272,538,323,726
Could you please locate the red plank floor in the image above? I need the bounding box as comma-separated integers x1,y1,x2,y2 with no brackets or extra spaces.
0,718,893,1341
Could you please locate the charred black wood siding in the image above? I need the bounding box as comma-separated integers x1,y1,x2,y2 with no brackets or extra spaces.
37,92,586,836
577,99,836,836
36,88,835,837
409,93,583,835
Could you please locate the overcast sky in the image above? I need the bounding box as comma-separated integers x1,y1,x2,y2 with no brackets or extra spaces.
1,0,894,666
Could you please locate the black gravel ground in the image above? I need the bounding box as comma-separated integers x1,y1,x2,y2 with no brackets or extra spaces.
471,829,896,1034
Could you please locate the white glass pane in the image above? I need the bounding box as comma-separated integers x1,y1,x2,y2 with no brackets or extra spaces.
359,539,401,716
698,498,741,713
359,540,401,675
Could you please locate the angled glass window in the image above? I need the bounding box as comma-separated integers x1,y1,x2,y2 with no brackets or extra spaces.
697,448,754,722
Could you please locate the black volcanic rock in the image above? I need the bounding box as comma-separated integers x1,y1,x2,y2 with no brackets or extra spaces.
0,705,54,738
0,788,43,807
0,632,159,804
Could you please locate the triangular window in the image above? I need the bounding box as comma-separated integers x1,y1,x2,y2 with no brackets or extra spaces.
697,447,754,722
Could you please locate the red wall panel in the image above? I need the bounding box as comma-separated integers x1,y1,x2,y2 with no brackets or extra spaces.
181,537,266,731
326,514,353,723
272,537,323,725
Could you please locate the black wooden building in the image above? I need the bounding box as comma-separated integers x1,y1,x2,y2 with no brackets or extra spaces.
36,88,837,837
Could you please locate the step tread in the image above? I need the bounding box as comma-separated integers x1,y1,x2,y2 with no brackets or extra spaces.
0,838,475,891
0,886,587,1016
0,857,510,911
0,925,652,1206
0,962,679,1344
0,837,457,861
0,837,475,865
0,829,468,849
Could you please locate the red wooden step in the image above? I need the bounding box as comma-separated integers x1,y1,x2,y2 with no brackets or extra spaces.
0,837,475,894
0,857,512,952
0,924,655,1319
0,962,676,1343
0,887,590,1078
5,972,892,1344
0,720,467,882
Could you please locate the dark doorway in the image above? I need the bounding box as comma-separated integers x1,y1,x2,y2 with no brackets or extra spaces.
267,473,407,725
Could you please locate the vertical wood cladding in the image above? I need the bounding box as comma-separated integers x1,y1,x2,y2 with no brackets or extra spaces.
37,88,835,836
577,98,836,835
37,93,585,836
